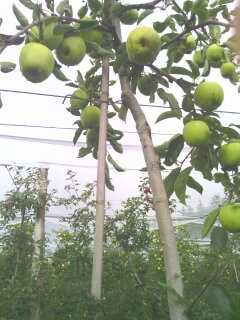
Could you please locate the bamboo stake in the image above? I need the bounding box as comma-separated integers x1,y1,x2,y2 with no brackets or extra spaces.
91,56,109,299
31,168,48,320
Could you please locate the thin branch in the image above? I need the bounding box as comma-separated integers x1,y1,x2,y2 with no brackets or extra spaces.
0,22,37,54
186,263,229,314
161,20,234,50
180,149,193,168
148,64,183,86
172,0,187,19
120,0,165,11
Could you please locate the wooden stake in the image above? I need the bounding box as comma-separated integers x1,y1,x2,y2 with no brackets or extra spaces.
31,167,48,320
91,57,109,299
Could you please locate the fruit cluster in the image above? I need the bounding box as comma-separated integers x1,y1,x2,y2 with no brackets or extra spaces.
19,16,103,83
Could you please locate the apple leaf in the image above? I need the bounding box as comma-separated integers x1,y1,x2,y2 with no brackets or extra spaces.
65,82,79,88
169,66,193,77
78,5,88,19
107,112,116,119
154,141,170,159
53,64,69,81
92,147,98,160
182,94,194,112
201,207,220,238
165,134,184,166
221,126,240,139
186,60,200,79
153,21,167,33
109,99,120,113
87,0,102,12
19,0,36,10
192,0,209,22
45,0,54,12
209,24,221,42
190,146,213,180
157,88,180,110
214,172,232,191
164,167,181,197
202,59,210,77
73,127,83,145
12,4,29,27
155,109,182,123
183,1,193,13
87,42,114,58
153,17,173,33
176,78,194,93
0,62,16,73
109,139,123,154
78,147,92,158
210,226,228,253
174,166,192,204
56,0,72,16
187,175,203,194
137,9,154,25
77,19,98,30
54,24,73,34
156,76,169,88
174,13,187,25
130,64,143,94
107,154,125,172
105,163,114,191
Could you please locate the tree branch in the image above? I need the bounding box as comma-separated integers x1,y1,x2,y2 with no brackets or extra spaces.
161,20,234,50
148,64,180,84
120,0,165,11
186,263,229,315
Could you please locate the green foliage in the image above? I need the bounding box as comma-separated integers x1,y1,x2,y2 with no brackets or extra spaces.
0,170,239,320
1,0,239,204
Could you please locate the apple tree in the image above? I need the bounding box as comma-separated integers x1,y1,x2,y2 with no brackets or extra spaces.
0,0,240,319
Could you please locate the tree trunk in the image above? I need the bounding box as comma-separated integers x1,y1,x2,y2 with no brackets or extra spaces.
119,74,188,320
109,2,188,316
31,168,48,320
91,57,109,299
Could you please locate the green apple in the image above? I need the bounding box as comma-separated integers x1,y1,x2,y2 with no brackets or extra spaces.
28,17,64,50
137,74,158,96
219,203,240,233
19,42,55,83
220,62,236,79
119,9,138,25
126,26,161,65
183,120,210,146
194,81,224,111
185,34,196,53
70,88,89,109
81,106,101,129
56,35,86,66
219,142,240,167
193,50,205,67
206,44,225,67
86,128,99,147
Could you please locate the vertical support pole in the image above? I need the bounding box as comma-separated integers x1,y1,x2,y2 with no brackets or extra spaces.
31,167,48,320
91,57,109,299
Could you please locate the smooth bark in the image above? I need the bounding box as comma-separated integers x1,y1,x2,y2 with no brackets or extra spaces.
110,1,188,317
91,57,109,299
31,168,48,320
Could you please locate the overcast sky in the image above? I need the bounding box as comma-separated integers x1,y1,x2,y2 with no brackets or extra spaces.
0,0,238,221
